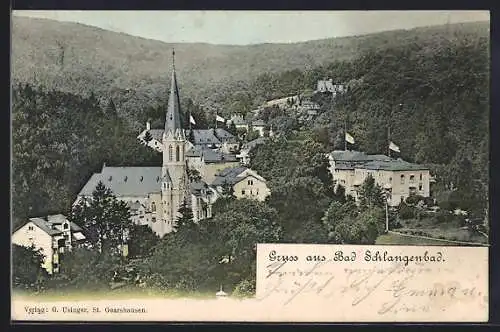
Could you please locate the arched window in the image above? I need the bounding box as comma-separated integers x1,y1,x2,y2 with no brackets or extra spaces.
400,174,405,184
151,202,156,212
176,146,180,161
169,145,173,161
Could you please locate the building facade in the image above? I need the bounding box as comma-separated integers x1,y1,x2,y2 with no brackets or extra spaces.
328,150,431,206
12,214,86,274
212,167,271,201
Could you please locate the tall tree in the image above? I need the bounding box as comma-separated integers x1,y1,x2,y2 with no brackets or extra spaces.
69,181,131,253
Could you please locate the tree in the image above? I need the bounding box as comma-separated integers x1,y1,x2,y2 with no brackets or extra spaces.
69,181,131,253
57,247,121,290
12,244,48,290
143,131,153,143
322,201,385,244
357,175,385,210
175,198,195,231
127,224,160,258
186,167,202,183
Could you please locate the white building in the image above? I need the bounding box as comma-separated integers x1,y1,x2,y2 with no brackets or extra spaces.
328,150,431,206
316,79,347,95
12,214,86,274
211,167,271,202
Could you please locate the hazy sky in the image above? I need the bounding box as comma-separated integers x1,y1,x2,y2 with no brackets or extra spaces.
13,10,489,45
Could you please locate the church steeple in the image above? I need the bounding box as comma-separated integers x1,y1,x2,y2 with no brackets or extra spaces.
165,49,183,136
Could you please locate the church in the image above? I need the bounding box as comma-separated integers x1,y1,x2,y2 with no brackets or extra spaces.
76,51,217,238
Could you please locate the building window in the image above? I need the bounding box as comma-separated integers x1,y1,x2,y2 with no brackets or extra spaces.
176,146,180,161
420,173,423,181
28,225,34,231
152,217,157,223
419,184,423,191
53,263,59,269
63,223,68,230
410,175,415,183
169,145,173,161
151,202,156,212
248,179,253,185
389,177,392,182
242,190,246,195
250,190,253,195
400,175,405,184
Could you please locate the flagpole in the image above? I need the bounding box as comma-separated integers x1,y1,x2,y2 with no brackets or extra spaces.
215,112,218,129
189,111,192,130
388,124,391,158
344,118,347,151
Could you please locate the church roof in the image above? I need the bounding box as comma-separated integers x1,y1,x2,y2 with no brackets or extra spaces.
78,167,162,197
165,50,183,136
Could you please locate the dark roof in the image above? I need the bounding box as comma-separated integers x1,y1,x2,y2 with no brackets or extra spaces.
13,215,82,236
211,167,249,186
148,129,164,141
363,160,429,171
189,180,214,196
189,129,221,145
242,137,268,150
186,146,237,163
165,56,183,135
330,150,427,171
78,167,162,197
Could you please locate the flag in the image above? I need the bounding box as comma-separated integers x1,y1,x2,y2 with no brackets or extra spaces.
216,114,225,123
190,114,196,125
345,132,355,144
389,141,400,153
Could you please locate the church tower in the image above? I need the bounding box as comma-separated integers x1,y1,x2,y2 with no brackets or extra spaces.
160,50,189,235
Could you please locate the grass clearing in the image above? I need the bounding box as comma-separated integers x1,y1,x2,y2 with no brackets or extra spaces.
375,232,463,246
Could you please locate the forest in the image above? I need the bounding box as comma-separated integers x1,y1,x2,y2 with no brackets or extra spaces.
11,21,489,295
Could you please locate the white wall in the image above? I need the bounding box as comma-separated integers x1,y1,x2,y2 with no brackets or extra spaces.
12,222,55,274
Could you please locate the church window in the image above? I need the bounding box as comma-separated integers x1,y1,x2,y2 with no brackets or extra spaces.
248,179,253,185
176,146,180,161
242,190,246,195
169,145,173,161
151,202,156,212
419,184,423,191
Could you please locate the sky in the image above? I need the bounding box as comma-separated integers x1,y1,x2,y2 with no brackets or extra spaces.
13,10,489,45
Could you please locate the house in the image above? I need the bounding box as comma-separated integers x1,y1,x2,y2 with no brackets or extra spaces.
327,150,431,206
316,79,347,95
12,214,86,274
211,167,271,201
76,52,215,238
186,145,240,184
251,120,266,137
227,114,249,131
236,137,268,165
137,122,163,152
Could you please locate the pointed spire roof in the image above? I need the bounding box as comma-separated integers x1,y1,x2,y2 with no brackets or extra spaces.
165,49,183,135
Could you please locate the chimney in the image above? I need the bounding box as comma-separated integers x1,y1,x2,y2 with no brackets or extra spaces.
146,121,151,130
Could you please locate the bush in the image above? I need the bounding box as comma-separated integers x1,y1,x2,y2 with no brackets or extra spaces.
405,195,424,205
232,279,256,298
398,203,416,220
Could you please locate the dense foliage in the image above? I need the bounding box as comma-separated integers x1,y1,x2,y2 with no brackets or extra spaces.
12,84,161,228
12,244,48,290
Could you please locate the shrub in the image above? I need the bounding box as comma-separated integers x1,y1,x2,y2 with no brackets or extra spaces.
405,195,424,206
398,203,416,220
232,279,256,298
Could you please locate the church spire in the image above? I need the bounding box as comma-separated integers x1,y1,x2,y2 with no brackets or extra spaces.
165,49,183,136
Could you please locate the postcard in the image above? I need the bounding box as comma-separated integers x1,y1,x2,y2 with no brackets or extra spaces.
10,10,490,323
